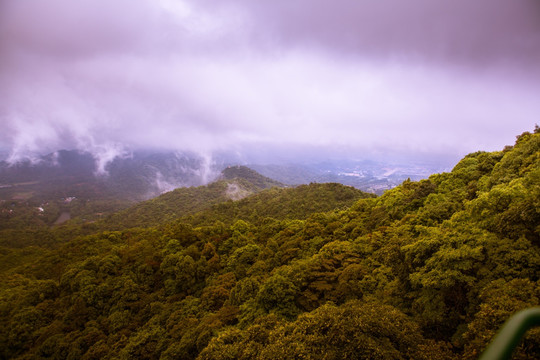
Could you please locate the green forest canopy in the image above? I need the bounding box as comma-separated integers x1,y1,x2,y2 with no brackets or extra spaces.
0,128,539,359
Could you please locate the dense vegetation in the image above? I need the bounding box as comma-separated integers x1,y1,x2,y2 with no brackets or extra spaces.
0,129,539,359
98,166,289,230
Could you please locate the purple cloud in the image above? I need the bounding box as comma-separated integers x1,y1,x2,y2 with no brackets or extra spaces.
1,0,538,166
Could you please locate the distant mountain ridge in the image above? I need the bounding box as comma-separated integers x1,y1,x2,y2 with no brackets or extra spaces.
219,165,285,189
249,160,448,195
0,150,219,202
1,149,446,203
99,176,371,231
98,165,288,230
0,148,447,228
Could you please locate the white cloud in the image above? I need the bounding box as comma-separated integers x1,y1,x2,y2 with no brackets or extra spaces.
1,0,538,167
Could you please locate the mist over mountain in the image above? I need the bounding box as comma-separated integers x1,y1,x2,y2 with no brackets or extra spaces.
0,149,223,202
0,146,449,208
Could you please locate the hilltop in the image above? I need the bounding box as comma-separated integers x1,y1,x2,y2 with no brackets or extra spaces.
219,165,285,190
97,167,368,230
97,166,286,230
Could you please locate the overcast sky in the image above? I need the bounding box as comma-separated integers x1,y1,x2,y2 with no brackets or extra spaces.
1,0,539,165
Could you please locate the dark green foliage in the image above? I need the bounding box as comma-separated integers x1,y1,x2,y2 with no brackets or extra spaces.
184,182,374,228
200,301,454,360
1,130,539,359
100,181,370,230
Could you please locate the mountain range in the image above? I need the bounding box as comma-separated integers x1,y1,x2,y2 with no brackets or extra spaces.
0,148,446,212
1,128,538,359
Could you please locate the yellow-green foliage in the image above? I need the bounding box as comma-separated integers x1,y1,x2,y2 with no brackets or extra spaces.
1,130,539,359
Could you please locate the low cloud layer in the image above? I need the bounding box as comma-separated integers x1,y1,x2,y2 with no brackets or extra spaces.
1,0,539,166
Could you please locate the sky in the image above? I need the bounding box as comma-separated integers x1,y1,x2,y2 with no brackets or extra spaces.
1,0,539,166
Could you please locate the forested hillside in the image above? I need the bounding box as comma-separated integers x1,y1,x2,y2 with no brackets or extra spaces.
98,166,290,230
0,129,539,359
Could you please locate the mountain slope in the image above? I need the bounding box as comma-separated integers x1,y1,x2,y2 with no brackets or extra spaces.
181,182,374,227
0,128,539,359
98,166,286,230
